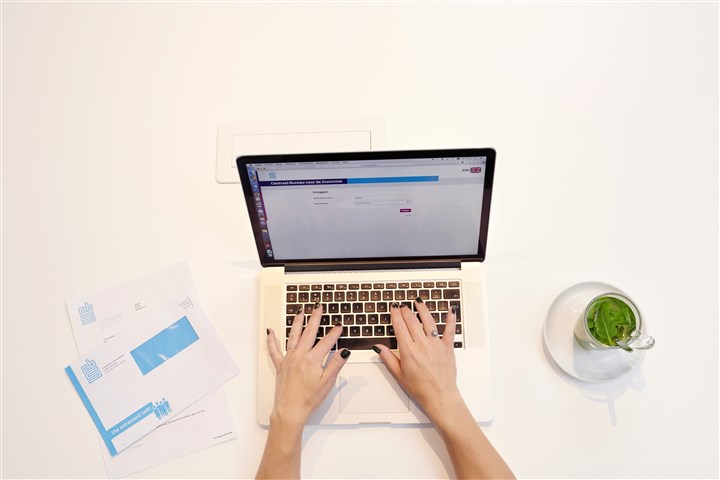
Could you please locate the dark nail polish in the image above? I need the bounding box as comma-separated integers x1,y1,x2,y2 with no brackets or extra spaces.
296,305,304,315
451,305,458,314
266,328,270,335
340,349,351,359
333,320,342,327
371,345,381,354
416,296,423,304
313,302,321,309
391,302,399,309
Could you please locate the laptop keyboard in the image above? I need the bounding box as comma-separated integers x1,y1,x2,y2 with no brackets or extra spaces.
285,281,463,351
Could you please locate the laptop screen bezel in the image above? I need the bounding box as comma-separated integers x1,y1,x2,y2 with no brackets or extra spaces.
237,148,495,267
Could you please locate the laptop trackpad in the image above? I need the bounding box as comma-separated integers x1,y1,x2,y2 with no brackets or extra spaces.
339,362,410,414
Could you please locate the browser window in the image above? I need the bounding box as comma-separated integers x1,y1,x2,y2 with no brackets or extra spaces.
246,157,487,260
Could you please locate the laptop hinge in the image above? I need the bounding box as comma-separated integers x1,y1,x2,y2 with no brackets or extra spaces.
284,259,462,273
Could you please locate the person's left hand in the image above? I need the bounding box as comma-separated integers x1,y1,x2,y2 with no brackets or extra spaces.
266,303,350,428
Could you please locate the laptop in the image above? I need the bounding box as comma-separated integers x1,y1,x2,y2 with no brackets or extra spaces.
237,148,496,425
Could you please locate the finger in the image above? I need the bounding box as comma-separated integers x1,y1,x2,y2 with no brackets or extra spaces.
415,298,438,337
390,302,413,345
297,302,323,351
266,328,284,370
373,344,402,380
443,305,458,348
400,304,425,341
321,348,351,383
286,305,305,352
310,321,343,362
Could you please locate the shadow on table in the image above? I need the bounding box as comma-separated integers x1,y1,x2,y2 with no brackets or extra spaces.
542,337,646,426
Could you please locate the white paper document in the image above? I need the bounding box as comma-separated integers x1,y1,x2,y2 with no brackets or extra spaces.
66,262,239,478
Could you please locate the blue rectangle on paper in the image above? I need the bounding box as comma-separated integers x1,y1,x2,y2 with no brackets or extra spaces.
130,316,199,375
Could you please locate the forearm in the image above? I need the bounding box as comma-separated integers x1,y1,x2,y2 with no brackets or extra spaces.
428,396,515,480
256,417,305,479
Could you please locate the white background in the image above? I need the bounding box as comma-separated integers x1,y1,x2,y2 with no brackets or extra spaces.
2,2,718,479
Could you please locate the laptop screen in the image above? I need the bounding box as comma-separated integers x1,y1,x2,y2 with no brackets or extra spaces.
237,149,495,266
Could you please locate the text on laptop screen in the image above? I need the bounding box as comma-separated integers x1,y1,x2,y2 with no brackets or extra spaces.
245,156,488,261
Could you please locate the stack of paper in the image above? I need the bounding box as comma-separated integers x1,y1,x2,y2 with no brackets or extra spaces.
65,261,239,478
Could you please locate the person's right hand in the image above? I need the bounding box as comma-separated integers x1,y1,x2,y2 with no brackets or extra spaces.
373,300,463,421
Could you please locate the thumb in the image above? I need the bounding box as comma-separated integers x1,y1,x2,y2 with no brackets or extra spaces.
373,344,402,380
322,348,352,382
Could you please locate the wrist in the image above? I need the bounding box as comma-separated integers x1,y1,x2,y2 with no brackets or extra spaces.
423,388,471,432
269,409,307,436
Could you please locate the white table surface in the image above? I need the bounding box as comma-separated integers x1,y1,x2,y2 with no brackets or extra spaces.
2,2,717,478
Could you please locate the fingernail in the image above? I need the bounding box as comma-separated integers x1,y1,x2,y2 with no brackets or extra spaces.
451,305,458,314
416,296,423,303
313,302,321,309
266,328,270,335
391,302,400,309
333,319,342,327
371,345,381,354
340,349,351,359
296,305,304,315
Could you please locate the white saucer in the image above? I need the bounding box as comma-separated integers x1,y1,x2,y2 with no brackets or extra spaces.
543,281,644,382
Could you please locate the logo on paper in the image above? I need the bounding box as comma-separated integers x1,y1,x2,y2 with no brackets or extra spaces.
78,302,96,325
152,398,172,420
81,359,102,383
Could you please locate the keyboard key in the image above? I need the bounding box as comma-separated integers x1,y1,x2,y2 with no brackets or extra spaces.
394,290,406,300
338,337,397,350
328,303,339,313
443,289,461,299
431,289,442,300
299,292,309,302
406,289,418,299
311,284,322,291
286,316,294,326
419,290,430,300
287,293,297,302
385,282,397,289
334,292,345,302
324,284,334,290
380,314,391,324
361,283,372,289
287,285,298,291
359,291,369,301
320,315,330,326
368,314,379,324
352,303,363,313
370,291,381,301
425,301,436,311
364,303,375,313
438,301,448,311
350,326,361,336
349,284,360,290
299,285,310,291
399,282,410,288
343,314,354,325
449,281,460,287
436,281,447,288
336,284,347,290
356,314,367,325
411,282,422,288
376,302,388,312
347,291,358,301
310,292,321,302
361,326,373,336
374,325,385,336
331,314,342,325
383,291,393,301
286,304,301,314
322,292,333,302
341,303,351,313
454,342,463,348
423,282,435,288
